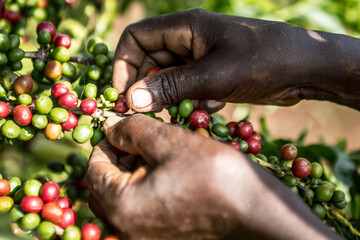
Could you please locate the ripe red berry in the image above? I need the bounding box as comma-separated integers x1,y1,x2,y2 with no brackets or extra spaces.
189,110,210,128
13,105,32,126
146,67,161,76
0,0,5,18
0,179,10,196
41,202,63,223
82,223,101,240
4,10,21,25
280,143,298,161
0,101,10,118
58,92,78,110
57,208,76,228
56,197,72,209
237,120,253,139
227,141,241,150
54,34,71,49
249,131,261,143
226,121,238,138
80,98,97,115
14,75,34,95
244,138,261,155
40,182,59,203
36,21,56,39
21,196,44,213
113,95,129,113
292,158,312,178
51,83,69,99
61,112,78,131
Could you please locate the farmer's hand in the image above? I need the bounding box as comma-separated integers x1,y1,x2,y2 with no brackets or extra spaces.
112,9,360,111
86,115,340,240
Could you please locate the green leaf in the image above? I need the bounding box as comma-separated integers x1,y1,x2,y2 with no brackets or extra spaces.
332,147,356,187
336,138,347,151
294,126,309,146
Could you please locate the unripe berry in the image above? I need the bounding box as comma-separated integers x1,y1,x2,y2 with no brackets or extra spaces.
36,21,56,39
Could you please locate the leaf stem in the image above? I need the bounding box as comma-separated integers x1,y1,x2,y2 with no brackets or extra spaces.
24,49,93,64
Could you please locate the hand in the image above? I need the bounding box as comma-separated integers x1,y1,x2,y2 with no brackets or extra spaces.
86,115,340,240
112,9,360,112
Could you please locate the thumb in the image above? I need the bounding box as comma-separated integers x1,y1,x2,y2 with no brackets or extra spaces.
126,51,228,112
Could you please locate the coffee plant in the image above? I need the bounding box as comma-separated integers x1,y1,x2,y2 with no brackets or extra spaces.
0,0,359,239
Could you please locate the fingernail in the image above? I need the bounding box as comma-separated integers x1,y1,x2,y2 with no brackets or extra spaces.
131,89,153,109
104,116,123,131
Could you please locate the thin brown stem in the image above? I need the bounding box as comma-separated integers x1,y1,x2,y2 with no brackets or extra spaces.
24,49,93,64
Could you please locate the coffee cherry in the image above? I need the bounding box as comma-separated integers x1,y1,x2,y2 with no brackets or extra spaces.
282,174,297,187
23,179,42,196
72,124,93,144
37,21,56,39
10,61,23,71
18,125,35,141
91,128,105,147
0,196,13,213
32,114,48,129
41,202,64,223
0,101,10,118
63,226,81,240
332,190,345,203
80,98,97,115
292,158,311,178
36,221,56,240
302,188,314,200
62,62,77,77
178,99,193,118
45,122,62,140
227,141,241,150
212,123,229,138
104,236,120,240
13,105,32,126
84,83,97,99
315,185,334,202
310,162,323,179
237,120,253,139
167,105,178,118
61,112,78,131
13,75,33,95
18,94,32,105
8,177,21,196
52,46,70,63
44,60,62,80
9,34,20,49
49,107,69,123
9,206,24,222
103,87,118,102
239,139,248,152
280,143,298,160
0,179,10,196
87,65,102,81
55,34,71,48
20,213,41,231
82,223,101,240
58,92,78,110
40,182,59,203
94,54,108,67
92,43,108,56
2,120,21,139
4,10,21,25
146,67,161,76
0,33,10,52
57,208,76,228
37,30,52,44
114,95,129,113
35,95,53,114
311,203,326,219
189,110,210,128
2,72,18,90
51,83,69,99
8,48,25,62
194,127,210,137
226,121,238,138
56,197,72,209
21,196,44,213
244,138,261,155
249,131,261,143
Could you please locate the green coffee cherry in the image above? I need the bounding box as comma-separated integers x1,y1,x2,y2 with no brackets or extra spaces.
315,185,334,202
334,201,346,209
18,94,32,105
87,65,102,81
332,190,345,203
2,120,21,139
49,107,69,124
10,206,24,222
52,46,70,63
94,54,109,67
84,83,97,99
35,95,53,114
168,105,178,118
8,48,25,62
10,60,23,71
72,124,94,144
0,196,14,213
33,59,46,72
62,226,81,240
62,62,77,77
0,52,7,64
310,162,323,179
21,213,41,231
312,203,326,219
92,43,108,55
178,99,193,118
23,179,42,196
18,125,35,141
91,128,104,147
8,177,21,196
37,30,52,44
239,140,248,152
211,123,229,137
37,221,56,240
103,87,118,102
9,34,20,49
32,114,48,129
283,174,297,187
302,188,314,200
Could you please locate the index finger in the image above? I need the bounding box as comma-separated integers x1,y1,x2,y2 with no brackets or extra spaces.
112,9,208,93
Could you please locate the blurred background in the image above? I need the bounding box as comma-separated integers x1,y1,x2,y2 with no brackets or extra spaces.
1,0,360,182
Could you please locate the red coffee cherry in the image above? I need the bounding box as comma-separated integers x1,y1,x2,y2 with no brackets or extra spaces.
14,75,34,95
82,223,101,240
54,34,71,49
189,110,210,128
0,101,10,118
57,208,76,228
21,196,44,213
40,182,59,203
51,83,69,99
80,98,97,115
280,143,298,161
61,112,78,131
113,95,129,113
4,10,21,25
36,21,56,39
0,0,5,18
227,141,241,150
244,138,261,155
292,158,312,178
146,67,161,76
249,131,261,143
13,105,32,126
0,179,10,196
56,197,72,209
41,202,64,223
226,121,238,138
237,120,253,139
58,92,78,110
